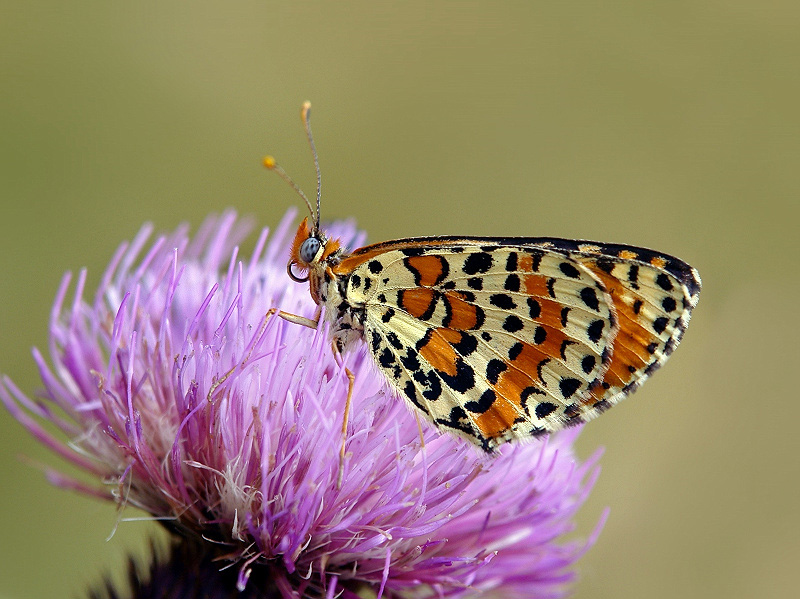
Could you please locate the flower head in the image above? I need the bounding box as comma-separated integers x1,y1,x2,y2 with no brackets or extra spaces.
2,209,604,598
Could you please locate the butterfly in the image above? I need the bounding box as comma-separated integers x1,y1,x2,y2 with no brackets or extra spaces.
265,103,701,456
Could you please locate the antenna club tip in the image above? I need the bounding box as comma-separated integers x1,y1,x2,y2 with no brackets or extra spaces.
301,101,311,120
262,155,277,169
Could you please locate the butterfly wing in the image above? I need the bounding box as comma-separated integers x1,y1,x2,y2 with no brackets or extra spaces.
333,237,699,449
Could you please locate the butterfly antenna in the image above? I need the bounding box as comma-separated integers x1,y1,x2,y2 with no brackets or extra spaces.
262,155,316,225
301,101,322,231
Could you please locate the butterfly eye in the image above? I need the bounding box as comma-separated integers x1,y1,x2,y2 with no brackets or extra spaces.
299,237,322,263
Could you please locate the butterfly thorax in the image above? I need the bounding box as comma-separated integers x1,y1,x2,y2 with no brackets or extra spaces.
289,218,365,353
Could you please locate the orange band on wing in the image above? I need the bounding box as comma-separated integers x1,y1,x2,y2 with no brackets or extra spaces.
473,400,519,438
494,363,539,402
523,273,549,297
586,266,661,395
417,328,460,377
506,341,556,383
445,291,482,330
405,254,448,287
400,288,437,319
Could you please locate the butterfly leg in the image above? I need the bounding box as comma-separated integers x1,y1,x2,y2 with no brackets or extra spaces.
337,360,355,489
328,341,355,488
274,310,319,330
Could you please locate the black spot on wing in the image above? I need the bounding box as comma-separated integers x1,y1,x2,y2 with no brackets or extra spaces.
451,332,479,357
370,331,382,352
473,305,486,330
464,389,496,414
379,347,395,368
413,369,443,401
656,273,674,291
438,359,476,393
435,405,477,439
467,277,483,290
403,381,426,412
580,287,600,311
463,252,493,275
490,293,516,309
536,358,551,384
520,385,547,417
421,374,443,401
506,252,518,271
528,298,541,319
588,320,605,343
400,347,421,371
504,274,520,292
559,262,581,278
486,359,507,384
386,331,403,350
457,290,476,302
653,316,669,334
529,250,543,272
503,315,524,333
535,402,557,419
559,378,582,399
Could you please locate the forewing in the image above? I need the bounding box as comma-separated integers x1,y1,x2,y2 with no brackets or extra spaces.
341,243,620,449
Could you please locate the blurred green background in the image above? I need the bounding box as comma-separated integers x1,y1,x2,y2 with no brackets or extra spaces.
1,2,797,598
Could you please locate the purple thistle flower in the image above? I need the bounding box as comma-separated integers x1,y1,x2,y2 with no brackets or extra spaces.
2,209,606,598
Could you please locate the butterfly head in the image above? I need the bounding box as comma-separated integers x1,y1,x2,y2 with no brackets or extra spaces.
288,216,323,282
287,216,342,284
